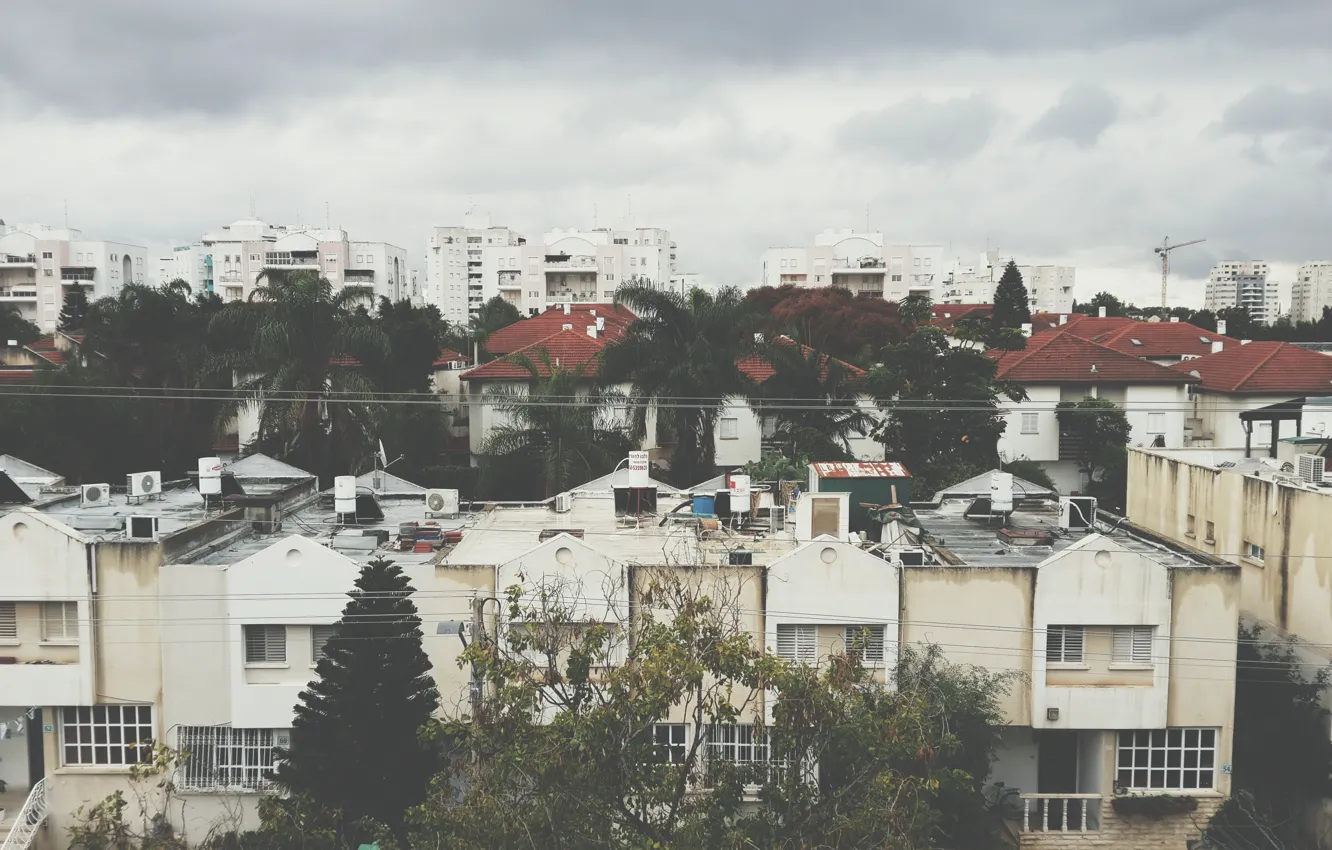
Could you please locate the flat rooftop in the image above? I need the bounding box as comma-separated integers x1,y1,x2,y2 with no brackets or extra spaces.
1135,446,1332,497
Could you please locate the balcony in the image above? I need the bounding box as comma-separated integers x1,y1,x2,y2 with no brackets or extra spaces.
1020,794,1103,836
0,253,37,267
545,257,599,270
0,659,93,704
0,287,37,299
344,271,375,284
217,271,245,284
264,254,319,267
60,268,95,281
831,257,886,271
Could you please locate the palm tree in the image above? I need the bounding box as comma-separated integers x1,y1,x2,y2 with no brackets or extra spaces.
480,352,631,499
748,340,875,461
209,270,389,479
601,284,762,486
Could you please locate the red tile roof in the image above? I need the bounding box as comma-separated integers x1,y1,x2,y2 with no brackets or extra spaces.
463,328,608,381
483,304,636,355
0,370,36,385
432,348,470,367
1086,321,1235,360
1170,341,1332,394
928,304,992,332
737,337,866,383
25,336,67,365
990,330,1197,385
212,434,240,452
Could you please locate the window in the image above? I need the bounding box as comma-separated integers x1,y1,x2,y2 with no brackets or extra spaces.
1116,729,1215,790
1244,541,1265,563
775,624,816,662
44,269,52,276
250,254,259,262
891,274,902,282
1186,514,1196,537
244,625,286,664
0,601,16,641
42,251,52,259
41,601,78,642
720,418,738,440
312,625,337,663
1205,521,1215,543
1046,625,1085,664
178,726,277,791
1021,412,1039,434
62,705,154,766
705,724,768,765
356,254,364,263
1112,626,1154,665
780,259,788,268
1147,412,1165,434
845,625,886,662
653,723,687,764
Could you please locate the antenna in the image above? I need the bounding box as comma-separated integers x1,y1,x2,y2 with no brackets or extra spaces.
249,195,256,218
64,200,69,230
325,201,330,230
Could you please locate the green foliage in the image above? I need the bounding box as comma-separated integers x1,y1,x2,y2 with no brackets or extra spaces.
1111,794,1199,817
602,284,763,486
991,261,1031,329
1216,305,1259,340
748,341,874,462
1055,397,1131,505
998,458,1058,493
0,303,41,345
360,298,448,394
468,296,522,344
744,450,808,483
1073,291,1127,318
745,285,910,367
275,557,440,839
58,284,92,331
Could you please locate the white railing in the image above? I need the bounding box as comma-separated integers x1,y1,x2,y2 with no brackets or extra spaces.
1,778,49,850
1020,793,1102,833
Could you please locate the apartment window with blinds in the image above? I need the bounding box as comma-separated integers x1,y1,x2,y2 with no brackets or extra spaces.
1046,625,1085,664
0,601,16,641
1112,626,1154,666
62,705,154,766
775,624,817,662
844,625,886,663
312,625,337,663
41,601,78,642
1117,729,1216,790
244,625,287,664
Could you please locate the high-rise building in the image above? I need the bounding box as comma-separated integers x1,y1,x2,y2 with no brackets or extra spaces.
759,231,944,300
0,222,148,331
1204,261,1279,324
1288,261,1332,324
425,213,527,323
940,250,1075,313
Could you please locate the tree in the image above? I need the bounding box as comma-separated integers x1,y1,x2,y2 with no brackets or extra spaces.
602,284,762,486
410,574,1012,850
991,261,1031,329
1055,397,1131,506
469,295,522,344
0,303,40,346
58,285,91,331
1186,308,1217,332
274,557,440,840
866,326,1026,496
361,297,447,394
1072,291,1127,318
1216,305,1259,340
209,270,389,480
747,341,874,461
480,354,633,499
744,285,909,367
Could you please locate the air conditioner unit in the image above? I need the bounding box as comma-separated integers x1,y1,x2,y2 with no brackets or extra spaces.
425,488,459,517
127,471,162,498
1297,454,1325,485
554,492,574,513
896,548,925,566
81,483,111,507
1059,496,1097,531
125,515,159,541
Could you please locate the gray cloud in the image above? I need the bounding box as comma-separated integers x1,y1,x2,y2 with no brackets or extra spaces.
837,95,999,164
1027,84,1119,147
1217,85,1332,136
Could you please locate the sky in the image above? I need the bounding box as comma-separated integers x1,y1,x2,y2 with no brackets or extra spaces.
2,0,1330,308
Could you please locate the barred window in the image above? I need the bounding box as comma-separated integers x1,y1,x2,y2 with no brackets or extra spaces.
844,625,886,663
1117,729,1215,790
62,705,154,766
1046,625,1085,664
178,727,277,791
244,625,286,664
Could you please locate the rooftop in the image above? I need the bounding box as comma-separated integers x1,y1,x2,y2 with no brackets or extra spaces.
1086,321,1235,360
463,328,607,381
1170,341,1332,394
989,330,1196,385
483,304,636,356
1132,446,1332,496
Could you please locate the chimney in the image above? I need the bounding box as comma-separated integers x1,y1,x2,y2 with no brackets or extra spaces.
1217,319,1227,336
1020,323,1032,337
1170,316,1180,323
561,323,573,331
587,325,597,339
563,302,571,315
1212,340,1224,354
1098,306,1107,318
1059,314,1068,325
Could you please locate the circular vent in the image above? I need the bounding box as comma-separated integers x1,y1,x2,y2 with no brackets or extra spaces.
141,474,155,490
85,486,103,502
427,493,445,511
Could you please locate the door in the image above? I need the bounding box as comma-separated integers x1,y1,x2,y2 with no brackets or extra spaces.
27,707,45,785
1037,730,1080,829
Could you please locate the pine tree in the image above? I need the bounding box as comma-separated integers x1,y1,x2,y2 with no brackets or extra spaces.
274,557,440,832
58,285,90,331
992,260,1031,329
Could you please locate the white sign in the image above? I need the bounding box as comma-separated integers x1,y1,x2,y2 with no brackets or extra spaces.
627,451,650,486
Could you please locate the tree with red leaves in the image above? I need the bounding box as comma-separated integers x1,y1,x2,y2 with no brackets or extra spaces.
746,285,911,367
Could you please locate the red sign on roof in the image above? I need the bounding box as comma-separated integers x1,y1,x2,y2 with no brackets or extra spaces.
811,461,910,479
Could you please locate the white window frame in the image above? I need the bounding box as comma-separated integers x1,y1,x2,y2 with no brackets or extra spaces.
244,624,287,665
1045,625,1085,666
312,624,337,664
775,624,817,662
652,722,687,764
0,601,16,642
1147,412,1166,435
1116,728,1216,791
719,418,739,440
1112,625,1154,667
844,625,886,663
705,723,768,765
1020,412,1039,434
1244,540,1265,563
178,726,278,791
41,601,79,643
61,705,154,767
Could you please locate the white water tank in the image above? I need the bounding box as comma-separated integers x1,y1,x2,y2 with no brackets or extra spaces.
334,475,357,515
626,450,650,487
198,457,223,496
990,471,1014,513
729,474,751,512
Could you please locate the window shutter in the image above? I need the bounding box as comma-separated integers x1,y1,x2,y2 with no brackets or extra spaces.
312,625,337,662
1112,626,1154,664
245,625,286,663
1132,627,1152,663
1047,625,1084,663
41,601,77,641
0,602,15,640
845,625,886,662
1063,627,1084,662
776,624,816,661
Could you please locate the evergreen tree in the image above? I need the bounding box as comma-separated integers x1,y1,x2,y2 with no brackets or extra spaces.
991,260,1031,328
275,557,440,835
58,285,90,331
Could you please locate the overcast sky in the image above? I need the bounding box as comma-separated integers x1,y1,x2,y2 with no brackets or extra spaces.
2,0,1330,308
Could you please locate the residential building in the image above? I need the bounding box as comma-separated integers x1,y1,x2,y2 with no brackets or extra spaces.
162,219,409,304
989,330,1197,492
521,226,676,316
0,223,148,332
760,231,944,301
425,212,527,323
1204,261,1279,324
940,250,1076,314
1289,261,1332,324
482,303,636,357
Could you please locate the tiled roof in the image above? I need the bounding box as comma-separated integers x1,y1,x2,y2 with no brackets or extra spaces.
0,370,36,385
1087,321,1236,360
483,304,636,355
1170,341,1332,394
25,336,67,365
990,330,1197,384
211,434,240,452
463,328,607,381
433,348,470,367
928,304,992,332
737,337,866,383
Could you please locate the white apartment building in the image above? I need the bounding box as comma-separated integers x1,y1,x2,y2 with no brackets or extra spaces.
0,223,147,331
759,231,943,301
1288,261,1332,324
940,250,1076,313
425,213,528,323
160,219,410,305
520,226,675,317
1204,261,1279,324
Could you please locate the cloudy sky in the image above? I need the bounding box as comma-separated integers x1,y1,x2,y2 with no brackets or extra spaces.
2,0,1330,307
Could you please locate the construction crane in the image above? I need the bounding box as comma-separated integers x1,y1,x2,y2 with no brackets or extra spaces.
1154,237,1206,311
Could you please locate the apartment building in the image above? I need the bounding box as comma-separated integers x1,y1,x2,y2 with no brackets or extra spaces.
1204,261,1279,324
0,223,148,331
160,219,410,304
424,212,527,323
1288,261,1332,324
940,250,1076,314
759,231,943,301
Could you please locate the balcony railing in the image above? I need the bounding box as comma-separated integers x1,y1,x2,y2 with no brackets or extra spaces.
0,253,37,265
1020,794,1102,833
545,257,599,269
60,269,95,281
0,287,37,298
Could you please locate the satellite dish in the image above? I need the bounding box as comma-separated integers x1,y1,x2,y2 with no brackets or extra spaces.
378,439,388,467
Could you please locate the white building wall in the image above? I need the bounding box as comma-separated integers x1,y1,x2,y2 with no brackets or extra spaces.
940,252,1075,313
1205,261,1279,324
427,212,527,323
1290,261,1332,324
758,232,943,302
0,223,148,330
